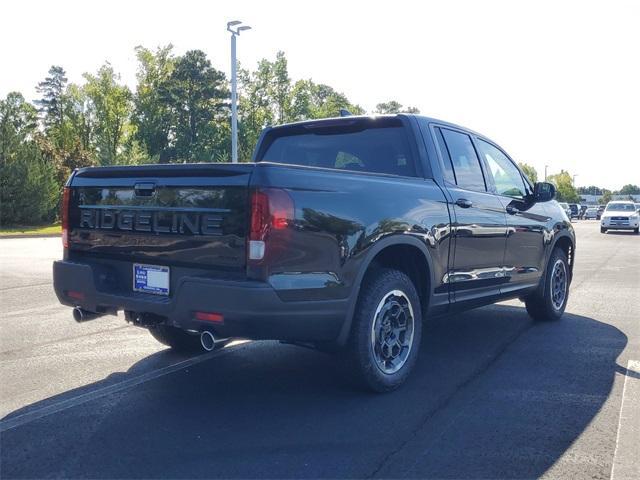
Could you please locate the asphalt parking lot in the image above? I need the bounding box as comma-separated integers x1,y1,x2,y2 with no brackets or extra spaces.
1,220,638,479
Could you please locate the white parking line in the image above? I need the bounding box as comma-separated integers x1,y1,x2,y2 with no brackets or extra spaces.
0,342,247,433
611,360,640,480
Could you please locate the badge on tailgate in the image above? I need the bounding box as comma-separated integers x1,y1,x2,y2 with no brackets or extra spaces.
133,263,170,295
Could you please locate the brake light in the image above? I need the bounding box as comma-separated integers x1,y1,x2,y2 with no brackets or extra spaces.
194,311,224,323
61,187,71,248
249,188,294,261
67,290,84,300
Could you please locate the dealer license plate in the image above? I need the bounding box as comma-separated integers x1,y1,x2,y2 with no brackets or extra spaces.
133,263,170,296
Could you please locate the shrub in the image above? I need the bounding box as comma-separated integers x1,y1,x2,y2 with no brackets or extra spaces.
0,145,60,226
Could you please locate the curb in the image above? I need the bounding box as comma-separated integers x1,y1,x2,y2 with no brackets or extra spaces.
0,233,61,239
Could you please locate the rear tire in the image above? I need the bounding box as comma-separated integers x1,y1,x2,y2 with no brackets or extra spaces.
348,268,422,392
525,248,570,322
148,325,202,353
600,227,607,233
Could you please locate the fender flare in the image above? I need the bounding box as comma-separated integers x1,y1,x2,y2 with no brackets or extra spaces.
536,229,576,296
336,234,435,346
548,230,575,270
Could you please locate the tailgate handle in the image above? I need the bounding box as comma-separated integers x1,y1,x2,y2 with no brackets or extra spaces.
134,182,156,197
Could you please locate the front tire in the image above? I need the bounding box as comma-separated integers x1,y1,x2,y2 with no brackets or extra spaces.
348,268,422,392
601,227,607,233
525,248,570,321
148,325,203,353
634,227,639,234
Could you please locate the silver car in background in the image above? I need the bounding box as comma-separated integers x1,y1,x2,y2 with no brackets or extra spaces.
584,207,598,220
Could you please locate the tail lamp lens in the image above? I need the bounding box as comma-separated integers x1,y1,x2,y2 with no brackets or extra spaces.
249,188,294,261
194,311,224,323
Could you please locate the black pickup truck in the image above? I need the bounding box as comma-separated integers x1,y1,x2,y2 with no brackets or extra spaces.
53,114,575,391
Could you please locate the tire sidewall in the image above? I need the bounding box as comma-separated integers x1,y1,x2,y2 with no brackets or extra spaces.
351,268,422,392
543,249,570,320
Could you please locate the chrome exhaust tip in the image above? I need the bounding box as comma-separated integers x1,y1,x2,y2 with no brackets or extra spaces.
73,307,102,323
200,331,216,352
73,307,84,322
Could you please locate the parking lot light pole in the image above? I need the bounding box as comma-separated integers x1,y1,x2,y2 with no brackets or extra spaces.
227,20,251,163
544,165,549,181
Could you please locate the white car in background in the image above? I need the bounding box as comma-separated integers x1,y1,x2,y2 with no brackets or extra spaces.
601,201,639,234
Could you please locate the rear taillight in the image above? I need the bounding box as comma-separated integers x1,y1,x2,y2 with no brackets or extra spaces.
61,187,71,248
194,311,224,323
249,188,294,262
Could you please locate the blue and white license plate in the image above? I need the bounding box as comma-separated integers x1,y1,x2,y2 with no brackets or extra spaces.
133,263,170,295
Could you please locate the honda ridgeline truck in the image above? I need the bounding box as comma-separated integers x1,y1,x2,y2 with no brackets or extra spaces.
53,114,575,391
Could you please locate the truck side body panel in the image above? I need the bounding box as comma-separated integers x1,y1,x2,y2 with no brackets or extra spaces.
248,163,451,304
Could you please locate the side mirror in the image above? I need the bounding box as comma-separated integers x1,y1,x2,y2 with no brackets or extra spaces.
533,182,556,202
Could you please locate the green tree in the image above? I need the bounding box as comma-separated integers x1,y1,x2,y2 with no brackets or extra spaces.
375,100,402,114
310,83,365,118
287,79,313,121
35,65,67,135
0,92,38,163
272,51,291,124
84,63,133,165
0,143,59,225
63,83,94,151
34,67,97,175
162,50,228,160
548,170,580,203
236,52,365,158
619,184,640,195
237,60,276,159
600,190,613,204
133,45,175,160
374,100,420,114
518,162,538,184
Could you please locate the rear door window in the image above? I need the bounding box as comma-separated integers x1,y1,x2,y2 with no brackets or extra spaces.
434,128,456,184
259,124,416,177
438,128,487,191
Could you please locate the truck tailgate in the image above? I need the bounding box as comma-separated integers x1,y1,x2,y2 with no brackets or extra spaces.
67,163,253,273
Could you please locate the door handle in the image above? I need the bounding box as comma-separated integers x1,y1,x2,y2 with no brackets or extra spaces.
455,198,473,208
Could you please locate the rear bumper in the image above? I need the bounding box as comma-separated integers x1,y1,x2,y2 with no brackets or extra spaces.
53,260,348,342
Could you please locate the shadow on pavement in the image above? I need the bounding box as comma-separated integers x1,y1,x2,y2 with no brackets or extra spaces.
0,304,627,479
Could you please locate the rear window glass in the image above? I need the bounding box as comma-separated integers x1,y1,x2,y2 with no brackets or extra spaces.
258,126,416,177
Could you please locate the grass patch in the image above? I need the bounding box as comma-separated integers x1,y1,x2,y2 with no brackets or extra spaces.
0,223,61,236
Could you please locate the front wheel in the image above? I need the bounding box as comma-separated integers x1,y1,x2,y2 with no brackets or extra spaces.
634,227,639,234
525,248,570,321
600,227,607,233
348,268,422,392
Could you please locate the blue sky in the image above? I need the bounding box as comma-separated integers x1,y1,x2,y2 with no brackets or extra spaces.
2,0,639,189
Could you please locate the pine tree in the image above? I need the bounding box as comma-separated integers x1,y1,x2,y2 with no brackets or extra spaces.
35,66,68,133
